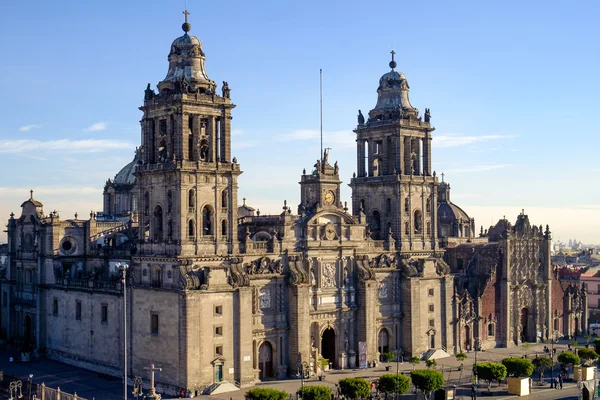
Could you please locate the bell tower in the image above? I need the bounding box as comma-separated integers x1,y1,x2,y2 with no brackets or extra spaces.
349,52,438,251
137,11,241,256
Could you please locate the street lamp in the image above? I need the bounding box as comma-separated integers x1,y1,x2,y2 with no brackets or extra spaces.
132,376,143,400
473,338,480,400
9,379,23,400
296,354,309,400
28,374,33,400
116,263,129,400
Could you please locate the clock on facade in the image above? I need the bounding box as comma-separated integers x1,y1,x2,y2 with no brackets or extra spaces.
324,190,335,205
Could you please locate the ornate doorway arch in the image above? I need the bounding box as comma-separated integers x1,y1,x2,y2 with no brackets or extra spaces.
258,342,273,380
321,328,336,368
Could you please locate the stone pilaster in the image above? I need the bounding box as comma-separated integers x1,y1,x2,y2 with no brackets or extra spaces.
289,284,311,370
234,287,254,386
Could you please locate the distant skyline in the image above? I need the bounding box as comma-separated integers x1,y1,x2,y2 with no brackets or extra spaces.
1,0,599,243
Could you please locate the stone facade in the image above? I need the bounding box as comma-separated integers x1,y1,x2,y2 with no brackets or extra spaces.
0,12,586,398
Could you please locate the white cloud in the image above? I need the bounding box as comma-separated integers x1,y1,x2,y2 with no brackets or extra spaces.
445,164,512,174
0,139,132,154
83,122,107,132
433,134,516,148
19,124,42,132
231,129,244,136
276,129,355,147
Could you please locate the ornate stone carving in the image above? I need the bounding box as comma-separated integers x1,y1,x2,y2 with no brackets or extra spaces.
259,288,271,309
322,263,336,288
378,280,388,299
371,253,397,269
355,255,376,281
179,263,201,290
288,255,308,285
247,257,283,275
229,257,249,288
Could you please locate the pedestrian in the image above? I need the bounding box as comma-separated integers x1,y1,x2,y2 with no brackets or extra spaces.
554,376,559,389
558,374,563,389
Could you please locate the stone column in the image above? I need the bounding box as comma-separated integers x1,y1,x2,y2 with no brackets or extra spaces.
357,140,365,178
289,284,311,370
367,139,374,177
208,117,217,163
220,114,231,163
357,278,378,364
234,287,255,386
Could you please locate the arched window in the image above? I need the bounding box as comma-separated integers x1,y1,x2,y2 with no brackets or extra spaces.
167,190,173,213
371,210,381,239
414,210,422,234
188,189,195,211
488,323,495,337
386,198,391,214
152,268,162,288
153,205,163,240
221,189,228,209
167,219,173,240
221,219,227,237
188,219,195,238
144,192,150,215
202,206,213,236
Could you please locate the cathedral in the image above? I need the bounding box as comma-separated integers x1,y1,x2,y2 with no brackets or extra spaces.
1,12,588,397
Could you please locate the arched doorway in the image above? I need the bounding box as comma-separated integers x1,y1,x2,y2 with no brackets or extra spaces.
378,329,389,359
258,342,273,380
520,308,529,342
321,328,336,368
464,325,472,351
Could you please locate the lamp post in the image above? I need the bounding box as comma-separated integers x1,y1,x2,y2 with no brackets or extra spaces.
28,374,33,400
473,339,480,400
132,376,143,400
9,379,23,400
116,263,129,400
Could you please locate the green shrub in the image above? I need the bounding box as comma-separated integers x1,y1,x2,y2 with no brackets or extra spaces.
297,385,331,400
410,369,444,395
408,356,420,370
339,377,370,399
455,352,467,362
425,359,437,369
382,351,396,363
501,357,534,377
475,362,507,391
593,338,600,355
377,374,410,397
578,347,599,366
557,351,581,366
246,388,288,400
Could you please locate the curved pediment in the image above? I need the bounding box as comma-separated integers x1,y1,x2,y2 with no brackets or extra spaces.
305,209,355,226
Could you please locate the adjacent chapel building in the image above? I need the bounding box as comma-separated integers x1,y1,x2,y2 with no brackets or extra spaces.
1,13,588,397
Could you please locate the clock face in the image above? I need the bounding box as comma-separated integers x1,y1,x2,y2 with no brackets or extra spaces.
324,190,335,205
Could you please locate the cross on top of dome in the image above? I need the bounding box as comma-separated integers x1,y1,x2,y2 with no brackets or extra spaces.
389,50,397,71
182,10,192,33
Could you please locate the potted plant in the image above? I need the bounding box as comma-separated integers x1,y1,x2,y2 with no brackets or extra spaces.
558,351,581,381
532,356,553,385
382,352,395,371
474,362,507,392
502,357,534,396
409,356,420,371
574,348,598,381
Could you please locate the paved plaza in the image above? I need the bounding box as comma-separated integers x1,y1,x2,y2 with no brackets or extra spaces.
0,339,594,400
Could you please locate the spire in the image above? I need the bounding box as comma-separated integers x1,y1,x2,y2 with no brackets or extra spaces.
182,10,191,33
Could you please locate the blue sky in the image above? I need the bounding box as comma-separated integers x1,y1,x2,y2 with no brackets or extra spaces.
1,0,599,244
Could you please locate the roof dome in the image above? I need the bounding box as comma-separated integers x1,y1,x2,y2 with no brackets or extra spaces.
113,150,140,186
438,202,471,225
368,52,418,122
157,10,215,94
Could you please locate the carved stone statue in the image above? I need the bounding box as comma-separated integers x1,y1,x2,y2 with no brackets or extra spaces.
323,149,329,165
178,77,189,94
144,83,155,101
333,161,339,175
424,108,431,123
344,331,349,352
222,81,231,98
358,109,365,125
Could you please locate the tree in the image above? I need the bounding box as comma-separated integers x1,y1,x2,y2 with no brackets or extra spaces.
382,352,396,364
377,374,410,399
409,356,420,370
593,338,600,355
577,347,599,366
411,370,444,399
246,388,288,400
557,351,581,367
339,378,370,400
532,356,553,383
475,362,507,391
455,352,467,362
425,359,437,369
297,386,331,400
571,339,579,348
501,358,534,378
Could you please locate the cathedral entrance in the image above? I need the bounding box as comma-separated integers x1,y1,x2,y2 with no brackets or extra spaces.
464,325,471,351
520,308,529,342
321,328,336,368
258,342,273,380
378,329,389,359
